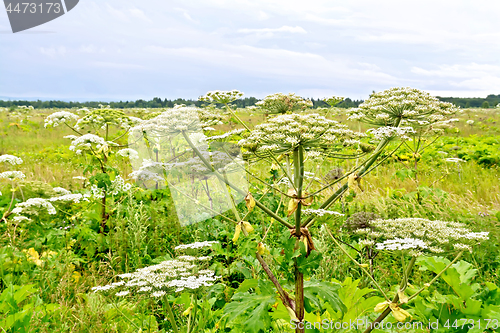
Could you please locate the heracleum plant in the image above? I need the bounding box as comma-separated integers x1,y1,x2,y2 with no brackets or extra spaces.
44,108,138,231
113,87,482,332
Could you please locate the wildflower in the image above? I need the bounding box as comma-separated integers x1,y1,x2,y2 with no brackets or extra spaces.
347,87,458,127
302,209,344,217
12,198,57,215
367,126,416,141
23,248,43,266
116,148,139,160
0,154,23,165
49,193,88,204
445,158,465,163
0,171,26,181
375,238,428,251
199,90,244,104
174,241,219,251
239,113,362,156
44,111,79,128
52,187,71,195
256,93,313,114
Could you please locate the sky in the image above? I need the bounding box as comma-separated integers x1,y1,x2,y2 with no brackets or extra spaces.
1,0,500,101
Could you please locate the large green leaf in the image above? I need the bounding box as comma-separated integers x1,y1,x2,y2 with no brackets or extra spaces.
303,279,346,314
223,279,278,333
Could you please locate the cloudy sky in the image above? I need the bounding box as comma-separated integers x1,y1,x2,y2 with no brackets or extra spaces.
1,0,500,101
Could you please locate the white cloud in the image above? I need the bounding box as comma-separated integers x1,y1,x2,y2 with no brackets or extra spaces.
237,26,306,34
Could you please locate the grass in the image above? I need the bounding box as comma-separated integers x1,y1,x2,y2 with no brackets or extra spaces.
1,106,499,332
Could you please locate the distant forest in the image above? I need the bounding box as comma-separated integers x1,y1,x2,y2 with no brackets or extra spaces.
1,95,499,110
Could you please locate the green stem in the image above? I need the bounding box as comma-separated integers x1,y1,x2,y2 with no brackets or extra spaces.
324,225,390,302
302,118,402,228
181,131,293,229
363,255,417,333
163,295,180,333
225,103,251,131
407,251,464,302
293,146,304,236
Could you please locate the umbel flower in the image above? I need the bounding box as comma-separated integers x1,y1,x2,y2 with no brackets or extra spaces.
12,198,57,216
75,108,133,131
199,90,244,104
256,92,313,114
0,154,23,165
239,113,363,156
92,241,220,297
347,87,459,127
365,218,489,255
44,111,79,128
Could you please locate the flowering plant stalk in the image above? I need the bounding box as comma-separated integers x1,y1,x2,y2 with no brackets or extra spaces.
45,108,136,231
127,88,466,332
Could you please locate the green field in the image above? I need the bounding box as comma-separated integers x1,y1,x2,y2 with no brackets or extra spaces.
1,95,499,332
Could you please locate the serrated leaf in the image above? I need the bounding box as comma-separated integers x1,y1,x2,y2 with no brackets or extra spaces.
223,280,278,333
303,279,346,314
296,248,322,275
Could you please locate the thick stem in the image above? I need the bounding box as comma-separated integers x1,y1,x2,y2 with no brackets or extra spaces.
256,253,295,309
294,265,305,333
293,146,305,332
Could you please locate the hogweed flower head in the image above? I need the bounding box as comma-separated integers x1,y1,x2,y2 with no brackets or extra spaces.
239,113,362,155
44,111,79,128
368,218,488,255
92,254,220,297
199,90,244,104
0,171,26,182
256,92,313,114
0,154,23,165
12,198,57,216
347,87,459,127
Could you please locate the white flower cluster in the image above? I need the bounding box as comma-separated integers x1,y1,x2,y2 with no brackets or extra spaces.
116,148,139,160
52,187,71,195
12,198,57,216
174,241,219,251
49,193,89,204
239,113,362,155
109,175,133,195
367,126,416,141
130,107,203,135
256,93,313,114
376,238,428,251
74,108,133,131
69,134,107,152
199,90,244,104
302,209,344,217
347,87,458,127
445,158,466,163
92,257,220,297
367,218,489,254
0,171,26,181
44,111,79,128
0,154,23,165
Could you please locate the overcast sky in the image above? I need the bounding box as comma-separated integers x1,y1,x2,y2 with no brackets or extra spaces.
1,0,500,101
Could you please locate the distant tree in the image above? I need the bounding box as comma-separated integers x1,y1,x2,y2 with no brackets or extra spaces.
482,101,490,108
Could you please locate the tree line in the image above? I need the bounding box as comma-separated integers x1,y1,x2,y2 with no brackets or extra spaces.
1,95,498,110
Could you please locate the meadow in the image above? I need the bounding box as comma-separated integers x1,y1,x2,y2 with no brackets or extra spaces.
0,90,499,333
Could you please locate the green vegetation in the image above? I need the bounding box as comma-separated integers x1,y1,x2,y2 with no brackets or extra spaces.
0,89,499,332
